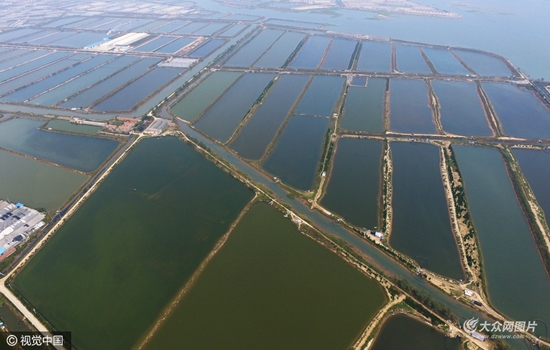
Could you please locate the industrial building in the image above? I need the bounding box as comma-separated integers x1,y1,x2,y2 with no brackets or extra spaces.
86,32,150,52
0,200,45,260
72,118,107,127
144,119,168,135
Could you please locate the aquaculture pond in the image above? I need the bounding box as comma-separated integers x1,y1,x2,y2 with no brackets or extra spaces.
30,31,74,46
356,41,392,72
263,114,329,191
253,31,305,68
482,82,550,140
171,22,207,35
513,148,550,226
45,120,100,135
132,20,171,33
320,39,357,71
265,19,322,29
224,29,283,67
395,45,431,74
0,149,87,211
170,71,242,122
0,49,33,63
143,202,387,350
154,37,195,54
389,79,437,134
9,30,57,44
422,48,469,75
340,78,385,132
352,76,367,86
0,52,71,83
294,75,345,117
77,17,115,30
321,138,382,229
114,19,152,32
48,32,106,48
453,49,512,76
12,137,254,350
230,74,309,160
29,56,140,106
194,73,275,143
0,50,72,75
192,22,229,36
59,17,96,28
151,21,188,34
219,24,248,37
0,118,118,172
134,36,175,52
0,302,34,333
371,314,463,350
390,142,464,280
453,145,550,325
0,54,90,96
289,35,331,69
188,39,225,58
98,19,134,31
60,58,161,109
432,80,492,136
0,28,39,42
0,50,47,72
1,55,115,102
44,17,85,27
93,67,184,111
263,75,345,190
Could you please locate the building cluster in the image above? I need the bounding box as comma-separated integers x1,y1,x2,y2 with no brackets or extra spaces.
0,201,45,262
105,117,139,134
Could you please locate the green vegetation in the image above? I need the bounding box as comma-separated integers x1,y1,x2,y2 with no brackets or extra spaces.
381,141,391,233
254,77,276,104
12,137,253,350
500,147,550,277
392,278,456,323
318,127,334,173
349,41,362,70
134,115,153,132
419,48,437,73
143,202,386,350
282,36,306,68
111,118,124,126
445,145,483,276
